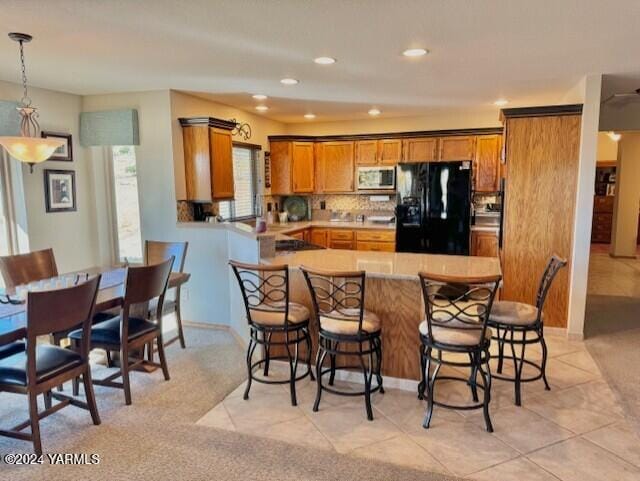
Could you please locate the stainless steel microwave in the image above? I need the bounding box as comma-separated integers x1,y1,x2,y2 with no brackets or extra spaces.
357,166,396,190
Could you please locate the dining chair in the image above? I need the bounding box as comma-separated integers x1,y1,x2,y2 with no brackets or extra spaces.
145,240,189,349
0,248,58,289
301,266,384,421
0,275,101,455
69,258,174,405
229,260,314,406
488,255,567,406
417,272,501,432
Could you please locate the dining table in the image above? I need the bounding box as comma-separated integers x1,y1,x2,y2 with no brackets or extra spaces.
0,265,191,348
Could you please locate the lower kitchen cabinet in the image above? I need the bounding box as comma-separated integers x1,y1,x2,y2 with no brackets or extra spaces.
356,241,395,252
470,230,499,257
310,228,328,247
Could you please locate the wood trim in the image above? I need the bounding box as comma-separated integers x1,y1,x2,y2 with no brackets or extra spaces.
232,141,262,151
268,127,503,142
178,117,236,130
500,104,583,121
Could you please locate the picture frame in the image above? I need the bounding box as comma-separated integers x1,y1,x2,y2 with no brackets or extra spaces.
41,131,73,161
44,169,76,213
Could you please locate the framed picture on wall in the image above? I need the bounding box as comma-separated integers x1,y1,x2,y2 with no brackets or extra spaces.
44,169,76,213
41,132,73,161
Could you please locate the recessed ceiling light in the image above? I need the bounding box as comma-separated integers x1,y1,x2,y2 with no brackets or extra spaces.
304,113,316,119
402,48,428,57
252,94,267,100
368,108,381,116
607,131,622,142
255,105,269,112
280,78,299,85
494,99,509,106
314,56,336,65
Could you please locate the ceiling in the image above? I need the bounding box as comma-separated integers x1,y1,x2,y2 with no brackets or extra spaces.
0,0,639,123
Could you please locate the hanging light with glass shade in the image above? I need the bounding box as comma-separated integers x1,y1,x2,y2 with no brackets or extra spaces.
0,33,65,173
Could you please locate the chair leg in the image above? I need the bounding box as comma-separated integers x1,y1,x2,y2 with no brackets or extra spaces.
328,341,338,386
418,344,428,400
313,340,327,412
423,361,440,429
146,341,154,363
540,330,551,391
469,352,479,402
304,328,315,381
509,327,526,406
497,326,506,374
375,337,384,394
263,331,271,377
121,347,132,405
359,345,373,421
284,330,298,406
176,303,186,349
72,376,80,396
243,338,257,400
157,335,171,381
43,390,52,410
83,368,101,425
478,359,494,432
105,350,113,368
28,390,42,456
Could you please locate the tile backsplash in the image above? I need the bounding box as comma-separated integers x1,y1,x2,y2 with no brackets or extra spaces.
309,194,396,212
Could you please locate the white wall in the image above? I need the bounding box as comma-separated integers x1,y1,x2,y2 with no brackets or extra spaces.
0,80,101,272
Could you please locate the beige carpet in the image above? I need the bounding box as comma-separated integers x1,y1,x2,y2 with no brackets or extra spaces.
0,327,459,481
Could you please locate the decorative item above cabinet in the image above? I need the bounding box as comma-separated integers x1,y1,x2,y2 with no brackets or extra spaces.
179,117,236,201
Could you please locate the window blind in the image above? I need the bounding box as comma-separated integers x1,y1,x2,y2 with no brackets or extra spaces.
219,146,257,220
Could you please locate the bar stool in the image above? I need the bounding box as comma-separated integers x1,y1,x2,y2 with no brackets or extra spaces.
300,266,383,421
417,272,501,432
229,261,314,406
488,255,567,406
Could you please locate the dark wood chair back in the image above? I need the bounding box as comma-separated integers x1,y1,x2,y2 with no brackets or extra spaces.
26,275,101,360
145,241,188,273
418,272,501,349
300,266,367,334
124,258,174,307
0,248,58,289
229,260,290,326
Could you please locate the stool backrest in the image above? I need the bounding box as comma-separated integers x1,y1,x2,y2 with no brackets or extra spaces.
535,255,568,313
229,260,290,326
300,266,366,333
419,272,501,348
145,240,188,273
0,248,58,289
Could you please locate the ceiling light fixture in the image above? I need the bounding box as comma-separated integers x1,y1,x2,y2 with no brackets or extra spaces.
368,108,381,116
314,56,336,65
252,94,267,100
607,131,622,142
304,113,316,119
0,33,65,173
402,48,428,57
255,105,269,112
280,78,299,85
494,99,509,107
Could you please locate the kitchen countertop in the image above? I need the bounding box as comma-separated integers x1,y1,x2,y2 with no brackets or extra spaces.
264,249,501,281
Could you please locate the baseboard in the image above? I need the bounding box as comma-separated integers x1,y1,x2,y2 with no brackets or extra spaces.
545,326,568,337
609,253,637,259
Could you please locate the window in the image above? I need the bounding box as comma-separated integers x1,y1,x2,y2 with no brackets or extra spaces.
111,146,142,262
218,145,258,220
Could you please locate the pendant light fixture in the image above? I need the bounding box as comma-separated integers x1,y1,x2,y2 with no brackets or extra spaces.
0,33,65,173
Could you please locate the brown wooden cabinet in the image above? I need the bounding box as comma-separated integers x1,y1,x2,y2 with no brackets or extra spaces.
470,230,499,257
591,195,614,243
180,117,237,201
378,139,402,165
310,228,328,247
317,142,355,193
474,135,501,192
402,137,438,163
439,136,476,161
270,141,315,195
355,140,378,165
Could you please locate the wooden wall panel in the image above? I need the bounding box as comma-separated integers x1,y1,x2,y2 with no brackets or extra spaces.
502,115,581,328
270,141,292,195
182,126,212,201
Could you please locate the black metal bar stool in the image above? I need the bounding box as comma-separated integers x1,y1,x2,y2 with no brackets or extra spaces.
488,255,567,406
229,260,314,406
417,272,501,432
300,266,383,421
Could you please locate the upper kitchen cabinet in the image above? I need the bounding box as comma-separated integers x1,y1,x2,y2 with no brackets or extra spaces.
439,136,476,161
355,140,378,165
378,139,402,165
180,117,236,201
317,141,355,192
401,137,438,162
269,140,314,195
473,135,501,192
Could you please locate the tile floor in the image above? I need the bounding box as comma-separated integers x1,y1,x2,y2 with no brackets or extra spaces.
588,249,640,296
197,334,640,480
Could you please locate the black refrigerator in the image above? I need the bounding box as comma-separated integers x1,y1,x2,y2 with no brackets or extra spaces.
395,161,472,255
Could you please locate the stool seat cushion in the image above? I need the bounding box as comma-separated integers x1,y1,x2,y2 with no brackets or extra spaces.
320,309,381,336
0,341,25,360
69,316,159,345
489,301,540,326
0,345,82,387
249,302,309,327
419,319,492,346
